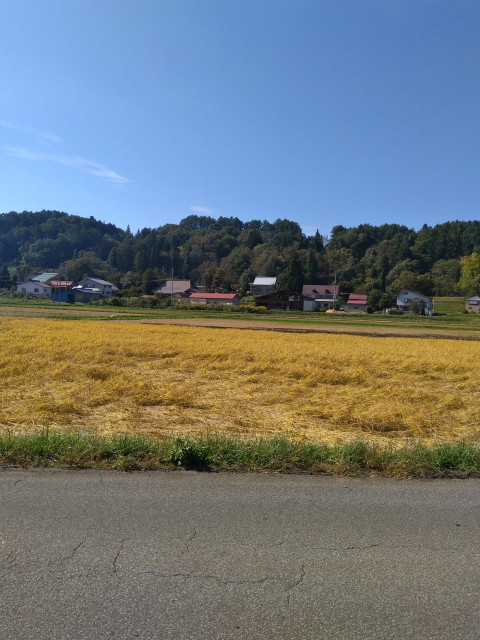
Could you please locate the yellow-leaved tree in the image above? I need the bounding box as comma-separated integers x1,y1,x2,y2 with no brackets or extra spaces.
458,252,480,296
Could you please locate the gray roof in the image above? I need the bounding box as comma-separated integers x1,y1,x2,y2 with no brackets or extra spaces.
86,277,115,286
72,286,101,292
252,277,277,286
27,272,57,283
397,289,431,301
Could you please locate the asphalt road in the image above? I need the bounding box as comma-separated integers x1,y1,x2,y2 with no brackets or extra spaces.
1,469,479,640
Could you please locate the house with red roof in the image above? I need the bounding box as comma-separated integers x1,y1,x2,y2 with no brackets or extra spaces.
345,293,368,312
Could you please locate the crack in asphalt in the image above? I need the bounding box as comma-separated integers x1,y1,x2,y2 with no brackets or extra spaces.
185,528,197,553
268,541,382,552
285,564,306,606
112,539,127,575
60,536,88,564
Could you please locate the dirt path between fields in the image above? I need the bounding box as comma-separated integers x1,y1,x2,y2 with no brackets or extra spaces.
126,317,480,340
2,305,480,340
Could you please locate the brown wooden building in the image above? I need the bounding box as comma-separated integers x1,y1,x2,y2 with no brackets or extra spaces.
254,290,305,311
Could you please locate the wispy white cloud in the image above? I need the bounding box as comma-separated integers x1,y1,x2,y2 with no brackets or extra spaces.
190,205,213,214
0,120,62,145
4,146,130,186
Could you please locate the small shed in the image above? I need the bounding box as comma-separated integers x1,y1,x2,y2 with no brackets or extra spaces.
465,296,480,313
345,294,367,312
73,288,103,303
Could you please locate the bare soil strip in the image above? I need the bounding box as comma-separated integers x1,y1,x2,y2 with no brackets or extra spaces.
129,317,480,340
2,303,480,340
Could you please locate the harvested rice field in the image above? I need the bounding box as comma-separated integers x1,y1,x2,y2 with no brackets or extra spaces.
1,317,479,445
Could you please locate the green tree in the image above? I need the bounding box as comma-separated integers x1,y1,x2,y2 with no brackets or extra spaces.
212,267,228,290
458,252,480,295
304,249,318,283
0,265,11,289
379,255,389,292
276,252,304,292
141,268,160,294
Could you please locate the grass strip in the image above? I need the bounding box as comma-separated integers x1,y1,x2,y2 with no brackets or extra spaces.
1,430,480,477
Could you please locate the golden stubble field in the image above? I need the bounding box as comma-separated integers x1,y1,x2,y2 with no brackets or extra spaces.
1,317,479,444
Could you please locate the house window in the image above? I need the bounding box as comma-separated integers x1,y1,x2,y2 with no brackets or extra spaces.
34,288,39,292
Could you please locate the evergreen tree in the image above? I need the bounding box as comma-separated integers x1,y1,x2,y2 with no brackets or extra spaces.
0,265,11,289
277,252,304,291
304,249,317,283
141,268,159,294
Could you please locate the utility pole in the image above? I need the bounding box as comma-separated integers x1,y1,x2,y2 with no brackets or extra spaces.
333,269,337,310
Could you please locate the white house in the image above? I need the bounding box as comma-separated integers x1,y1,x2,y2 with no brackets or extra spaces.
73,277,118,298
17,281,53,298
302,284,339,311
250,277,277,296
396,289,434,315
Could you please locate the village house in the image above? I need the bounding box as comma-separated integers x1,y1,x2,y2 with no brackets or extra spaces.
25,272,58,283
250,277,277,296
72,277,118,299
16,280,53,298
345,293,368,312
154,279,198,296
302,284,339,311
254,290,305,311
188,292,241,305
395,289,434,315
465,295,480,313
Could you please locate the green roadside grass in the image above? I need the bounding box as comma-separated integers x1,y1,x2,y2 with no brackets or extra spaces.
1,430,479,477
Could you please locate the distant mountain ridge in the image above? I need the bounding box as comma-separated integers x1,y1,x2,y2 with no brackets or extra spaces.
1,210,479,301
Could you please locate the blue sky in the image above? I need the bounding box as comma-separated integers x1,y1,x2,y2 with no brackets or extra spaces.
1,0,478,237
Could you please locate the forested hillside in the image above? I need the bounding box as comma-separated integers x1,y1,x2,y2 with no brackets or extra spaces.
1,210,480,301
